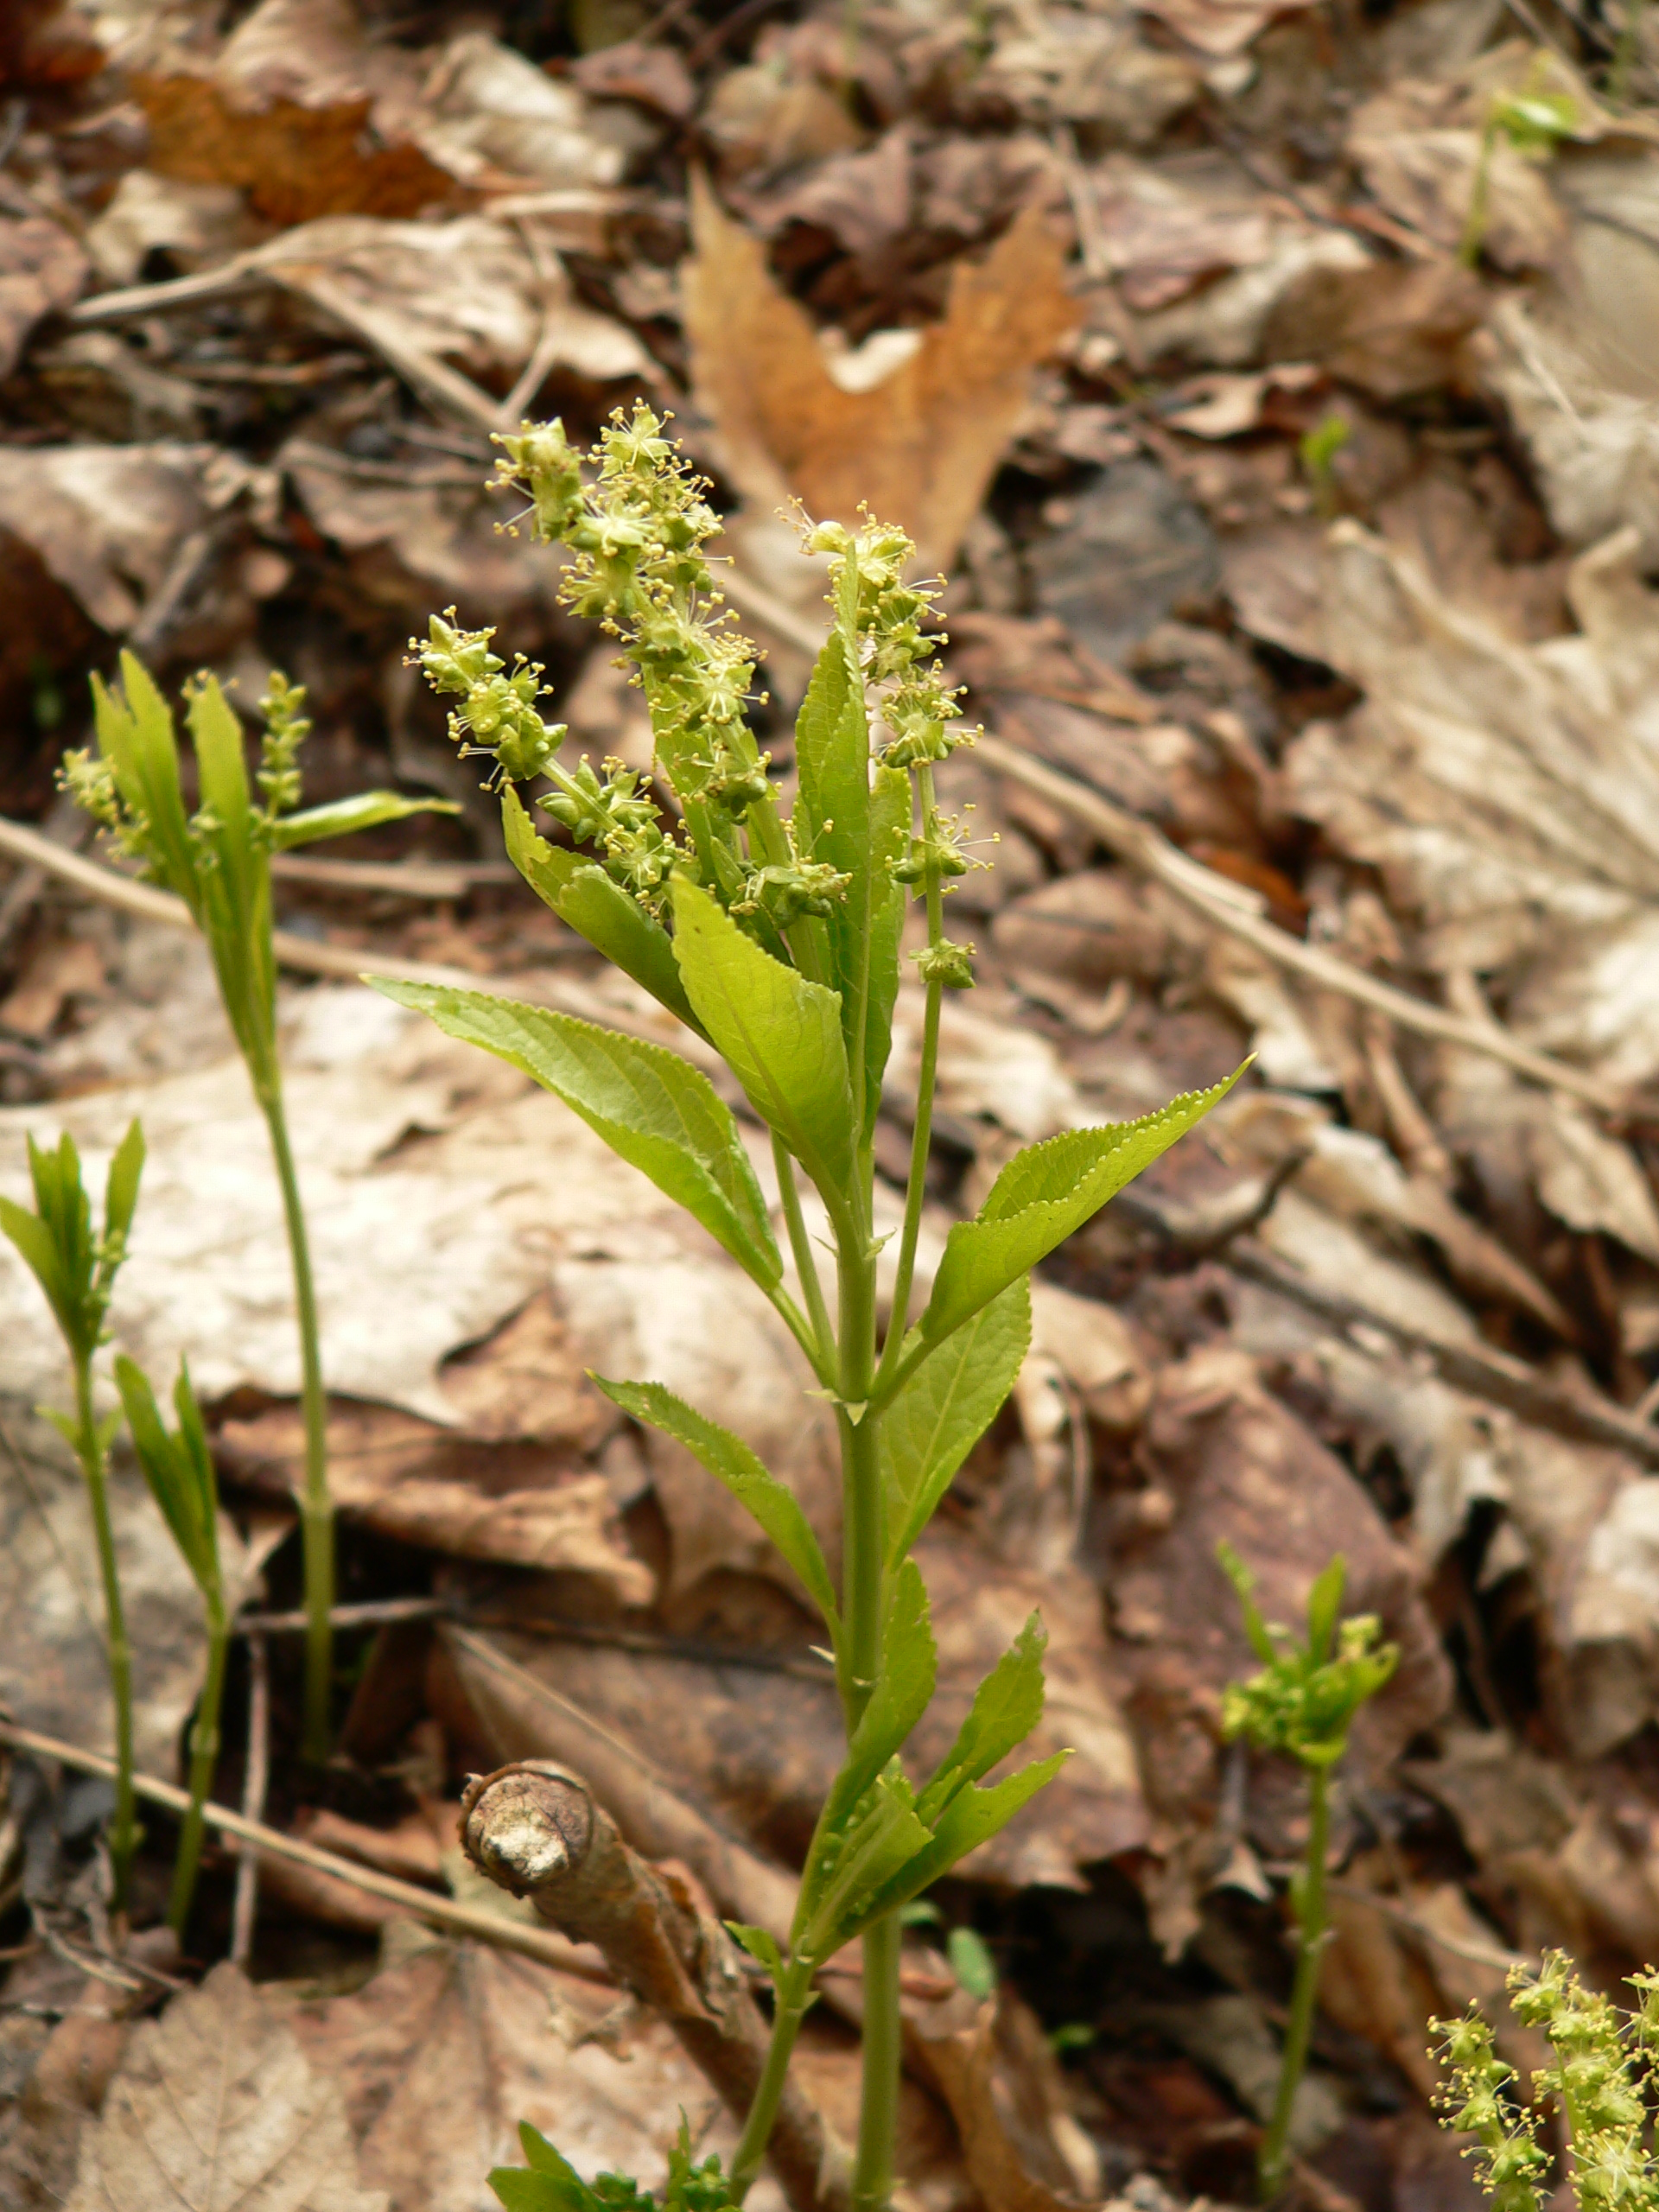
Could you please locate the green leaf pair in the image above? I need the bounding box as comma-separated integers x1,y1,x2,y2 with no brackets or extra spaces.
789,1580,1067,1968
115,1357,222,1610
0,1122,143,1365
492,2120,737,2212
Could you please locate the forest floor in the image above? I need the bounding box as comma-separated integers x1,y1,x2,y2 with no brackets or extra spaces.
4,0,1659,2208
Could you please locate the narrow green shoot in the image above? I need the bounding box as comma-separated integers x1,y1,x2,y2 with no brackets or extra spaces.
1219,1546,1398,2202
0,1122,145,1909
389,405,1238,2212
63,664,455,1762
114,1354,227,1937
1459,69,1577,267
1298,414,1351,524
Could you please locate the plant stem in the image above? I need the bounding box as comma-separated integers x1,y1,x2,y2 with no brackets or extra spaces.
853,1913,902,2212
774,1131,836,1372
73,1353,137,1913
729,1959,817,2202
168,1605,227,1936
1459,119,1496,267
258,1082,334,1764
836,1202,899,2212
875,766,946,1397
1259,1763,1331,2201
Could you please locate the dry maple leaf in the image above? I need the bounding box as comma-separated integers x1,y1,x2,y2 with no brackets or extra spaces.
681,174,1077,574
65,1961,386,2212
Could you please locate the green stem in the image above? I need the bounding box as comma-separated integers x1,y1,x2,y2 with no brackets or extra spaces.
168,1606,228,1936
259,1081,333,1764
1459,121,1496,267
774,1132,836,1375
73,1353,137,1913
836,1209,900,2212
875,766,945,1398
853,1913,903,2212
729,1960,817,2202
1259,1763,1331,2201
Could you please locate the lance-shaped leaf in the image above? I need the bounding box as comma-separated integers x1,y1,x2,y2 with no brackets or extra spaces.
916,1611,1048,1826
594,1376,836,1631
0,1122,143,1363
920,1070,1244,1344
91,651,198,907
502,786,697,1030
270,791,460,850
115,1356,220,1601
371,978,781,1288
670,877,856,1194
882,1276,1029,1567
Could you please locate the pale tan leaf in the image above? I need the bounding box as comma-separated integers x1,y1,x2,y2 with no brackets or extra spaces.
65,1961,386,2212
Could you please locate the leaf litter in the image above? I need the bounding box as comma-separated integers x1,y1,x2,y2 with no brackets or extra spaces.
11,0,1659,2204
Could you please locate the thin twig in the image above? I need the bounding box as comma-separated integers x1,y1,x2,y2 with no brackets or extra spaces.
229,1630,268,1969
0,1717,613,1980
237,1595,448,1636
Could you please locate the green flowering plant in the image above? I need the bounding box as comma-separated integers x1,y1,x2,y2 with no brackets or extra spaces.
383,404,1239,2212
1435,1951,1659,2212
63,658,455,1761
1219,1547,1398,2200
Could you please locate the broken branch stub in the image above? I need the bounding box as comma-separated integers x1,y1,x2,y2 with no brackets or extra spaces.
460,1760,851,2212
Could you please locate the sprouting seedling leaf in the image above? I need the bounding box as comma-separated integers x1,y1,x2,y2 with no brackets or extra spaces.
1218,1545,1398,1770
1460,60,1577,265
947,1926,998,1999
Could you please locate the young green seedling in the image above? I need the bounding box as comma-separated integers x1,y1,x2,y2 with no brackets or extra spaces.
0,1122,144,1908
1218,1546,1398,2202
1298,414,1351,524
114,1354,226,1936
1435,1950,1659,2212
1459,67,1577,267
63,663,454,1762
387,404,1239,2212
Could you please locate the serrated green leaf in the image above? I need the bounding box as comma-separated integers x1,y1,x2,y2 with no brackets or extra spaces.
503,787,697,1028
916,1611,1048,1827
670,878,855,1193
920,1071,1244,1343
269,791,459,849
882,1275,1029,1567
595,1377,836,1630
370,978,780,1288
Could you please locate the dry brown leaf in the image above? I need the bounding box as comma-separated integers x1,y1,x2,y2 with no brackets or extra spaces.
978,14,1198,143
65,1961,385,2212
1132,0,1322,58
135,0,458,226
1260,255,1487,400
0,213,86,378
908,1986,1100,2212
1289,521,1659,1102
682,176,1077,571
0,440,258,634
219,1398,651,1601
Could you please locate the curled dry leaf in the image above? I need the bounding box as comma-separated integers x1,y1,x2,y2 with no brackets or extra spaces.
0,441,262,635
683,177,1077,572
65,1961,386,2212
